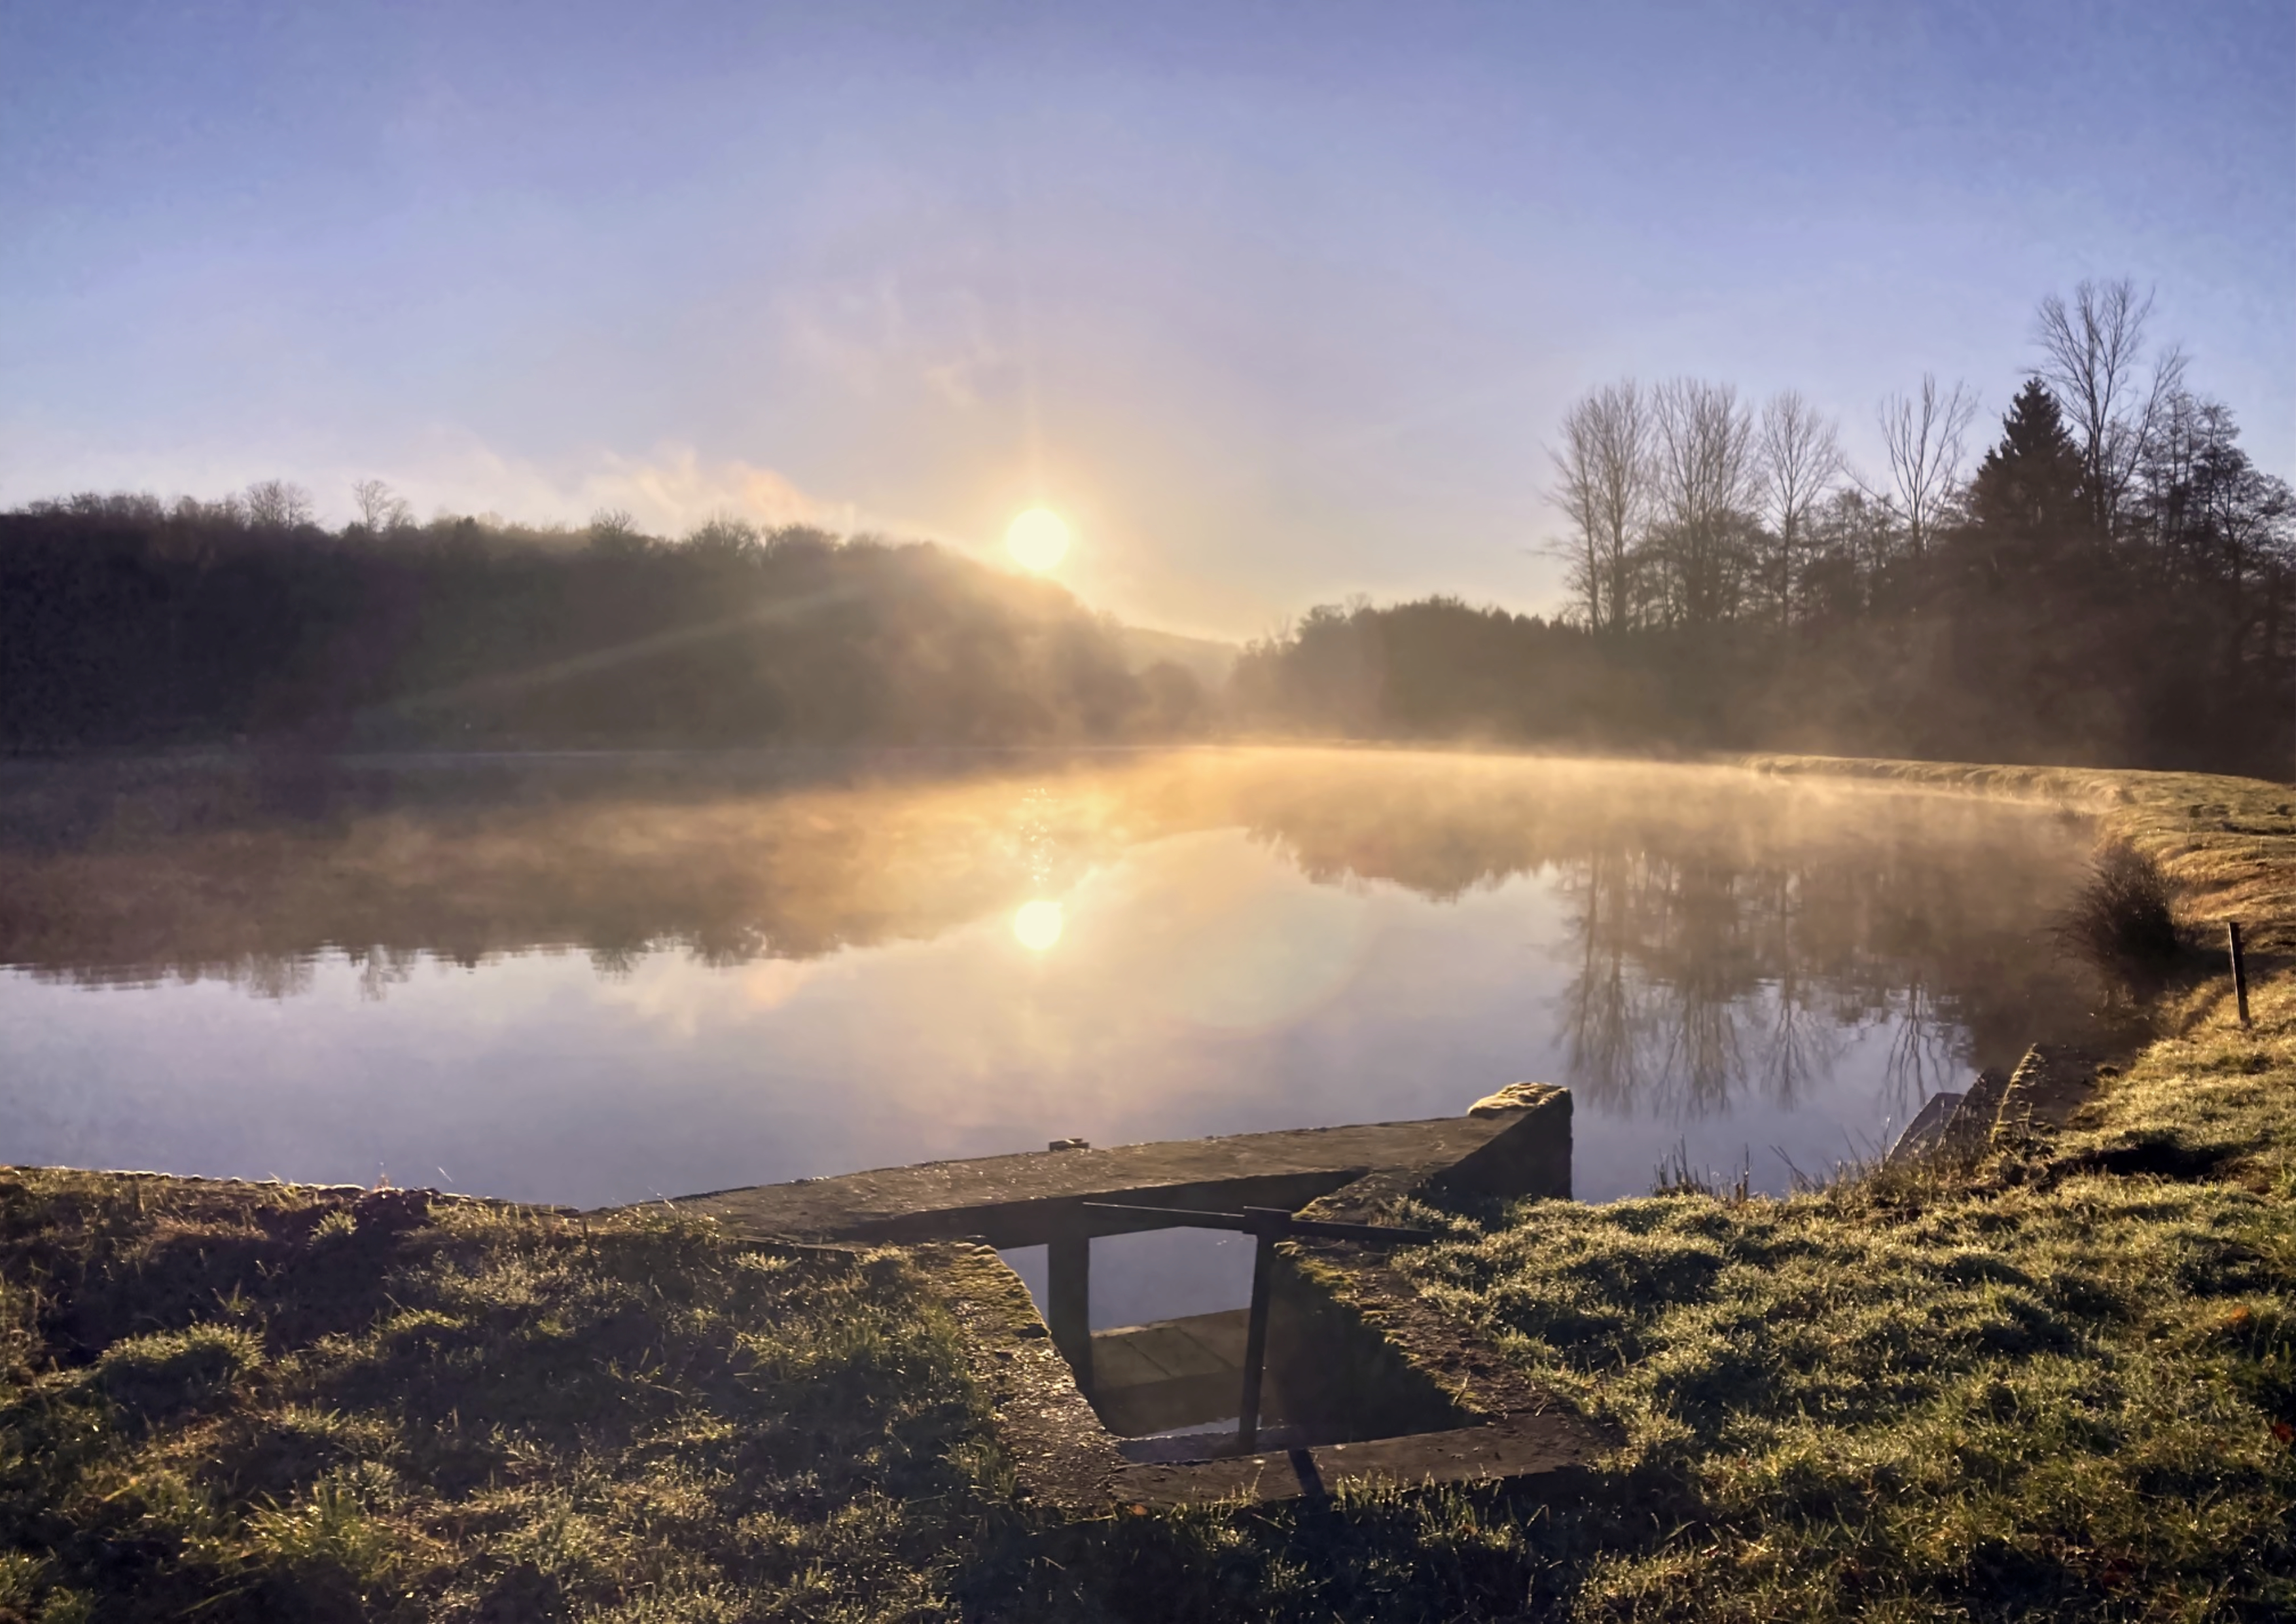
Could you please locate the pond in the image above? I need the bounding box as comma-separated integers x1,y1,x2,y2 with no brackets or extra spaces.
0,748,2099,1327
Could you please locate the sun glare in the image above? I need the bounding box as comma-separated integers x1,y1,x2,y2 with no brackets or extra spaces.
1005,508,1070,572
1011,899,1064,952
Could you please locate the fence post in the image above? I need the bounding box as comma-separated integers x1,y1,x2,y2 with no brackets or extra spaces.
2229,920,2251,1029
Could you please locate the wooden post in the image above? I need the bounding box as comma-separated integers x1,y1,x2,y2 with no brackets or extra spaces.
2229,920,2251,1029
1236,1226,1278,1453
1046,1220,1093,1395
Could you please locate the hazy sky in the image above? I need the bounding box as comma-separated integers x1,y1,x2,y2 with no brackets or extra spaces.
5,1,2291,637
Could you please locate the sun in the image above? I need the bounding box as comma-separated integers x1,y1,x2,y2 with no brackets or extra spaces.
1011,899,1064,952
1005,507,1070,572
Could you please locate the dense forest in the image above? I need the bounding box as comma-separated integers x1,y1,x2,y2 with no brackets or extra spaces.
1235,281,2295,775
3,281,2287,773
0,501,1208,751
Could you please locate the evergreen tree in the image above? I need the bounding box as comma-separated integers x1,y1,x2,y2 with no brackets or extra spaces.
1939,380,2128,762
1965,379,2089,581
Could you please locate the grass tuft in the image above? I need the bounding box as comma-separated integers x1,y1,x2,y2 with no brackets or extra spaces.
91,1323,263,1418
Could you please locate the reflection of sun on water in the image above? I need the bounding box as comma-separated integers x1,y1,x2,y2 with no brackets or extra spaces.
1012,899,1064,952
1005,508,1070,572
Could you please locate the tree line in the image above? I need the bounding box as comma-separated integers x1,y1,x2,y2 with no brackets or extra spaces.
3,279,2286,771
0,498,1210,752
1234,280,2294,774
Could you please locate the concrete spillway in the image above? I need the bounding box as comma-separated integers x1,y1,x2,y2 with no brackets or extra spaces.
632,1084,1608,1509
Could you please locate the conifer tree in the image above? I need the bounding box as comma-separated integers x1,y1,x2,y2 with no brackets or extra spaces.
1969,380,2085,534
1964,379,2090,590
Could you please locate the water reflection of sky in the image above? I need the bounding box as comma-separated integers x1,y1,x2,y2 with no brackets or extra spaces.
0,750,2096,1323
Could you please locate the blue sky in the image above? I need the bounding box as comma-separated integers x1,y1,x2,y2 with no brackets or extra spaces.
4,0,2290,636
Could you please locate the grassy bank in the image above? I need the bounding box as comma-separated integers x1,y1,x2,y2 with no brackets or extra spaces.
1,758,2290,1620
0,1183,990,1620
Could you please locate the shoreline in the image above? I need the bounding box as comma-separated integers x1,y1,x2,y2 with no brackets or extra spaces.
0,752,2289,1618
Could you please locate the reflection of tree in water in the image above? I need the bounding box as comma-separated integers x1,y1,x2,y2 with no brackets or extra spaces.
0,755,1122,993
0,751,2095,1096
354,946,421,1002
1881,975,1962,1115
1557,848,1647,1113
588,944,647,981
1546,809,2088,1121
1554,845,1762,1119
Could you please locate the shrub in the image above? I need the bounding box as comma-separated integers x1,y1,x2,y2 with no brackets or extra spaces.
2054,837,2181,994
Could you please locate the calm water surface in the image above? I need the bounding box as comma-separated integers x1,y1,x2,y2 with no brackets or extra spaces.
0,749,2098,1324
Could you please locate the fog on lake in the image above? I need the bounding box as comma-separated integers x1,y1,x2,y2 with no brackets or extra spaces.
0,748,2098,1325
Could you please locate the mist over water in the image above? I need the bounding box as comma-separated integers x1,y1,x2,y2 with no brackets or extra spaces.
0,748,2096,1324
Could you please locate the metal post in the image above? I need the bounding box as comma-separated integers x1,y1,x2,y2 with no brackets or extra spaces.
1236,1225,1278,1453
1047,1220,1093,1395
2229,920,2251,1029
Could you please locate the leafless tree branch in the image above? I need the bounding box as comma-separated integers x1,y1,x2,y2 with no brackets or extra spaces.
1876,375,1977,560
2033,278,2187,533
1649,379,1761,626
1757,389,1844,626
1546,381,1652,634
242,479,315,530
350,478,413,533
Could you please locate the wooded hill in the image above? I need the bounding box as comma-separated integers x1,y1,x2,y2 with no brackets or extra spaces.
0,507,1210,752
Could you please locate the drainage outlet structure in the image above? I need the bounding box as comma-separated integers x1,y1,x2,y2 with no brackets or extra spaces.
645,1082,1611,1509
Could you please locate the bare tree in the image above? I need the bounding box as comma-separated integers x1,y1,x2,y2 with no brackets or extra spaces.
242,478,315,530
2142,393,2296,680
685,514,763,560
1803,487,1895,617
1547,381,1651,634
586,507,649,556
1649,378,1761,627
1755,389,1844,627
1876,375,1977,561
2034,278,2187,534
350,478,412,533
